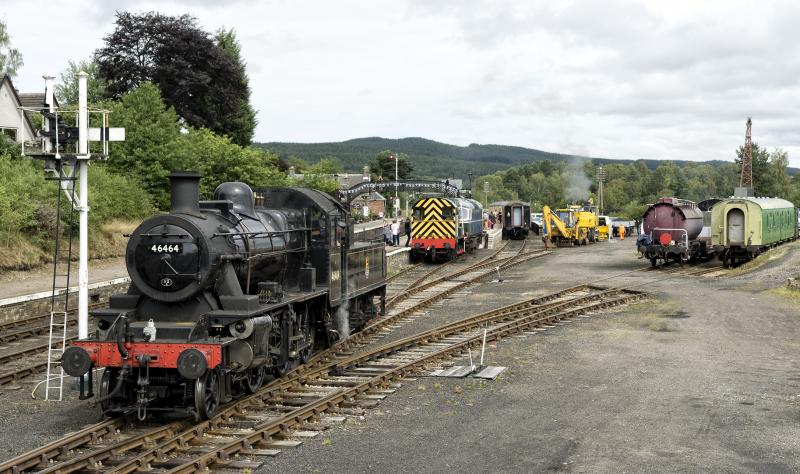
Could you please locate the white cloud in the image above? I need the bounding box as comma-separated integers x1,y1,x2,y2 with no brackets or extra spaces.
2,0,800,166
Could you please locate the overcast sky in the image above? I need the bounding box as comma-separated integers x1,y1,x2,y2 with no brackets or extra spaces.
3,0,799,166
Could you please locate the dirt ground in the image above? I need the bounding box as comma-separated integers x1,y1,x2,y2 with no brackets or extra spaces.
1,237,799,473
263,238,800,473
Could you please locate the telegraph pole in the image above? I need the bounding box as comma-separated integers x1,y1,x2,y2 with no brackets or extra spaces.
596,165,606,215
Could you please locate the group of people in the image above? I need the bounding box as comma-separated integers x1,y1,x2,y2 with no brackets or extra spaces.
483,210,500,229
383,217,412,247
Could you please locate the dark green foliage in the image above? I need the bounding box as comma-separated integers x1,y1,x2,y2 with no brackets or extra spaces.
105,82,285,209
96,12,254,145
88,164,154,225
174,128,286,198
106,82,184,208
476,159,743,219
368,150,413,181
215,28,257,146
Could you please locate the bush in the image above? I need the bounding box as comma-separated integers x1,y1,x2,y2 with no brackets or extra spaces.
88,164,155,226
175,127,287,198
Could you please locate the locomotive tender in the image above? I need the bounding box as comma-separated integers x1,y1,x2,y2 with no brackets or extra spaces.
61,172,386,419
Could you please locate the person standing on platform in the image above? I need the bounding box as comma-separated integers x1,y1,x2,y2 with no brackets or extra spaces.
391,219,400,246
384,221,392,245
404,217,412,246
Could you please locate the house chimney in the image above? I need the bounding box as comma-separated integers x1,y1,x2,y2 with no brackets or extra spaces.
363,165,370,182
169,171,201,214
42,75,55,112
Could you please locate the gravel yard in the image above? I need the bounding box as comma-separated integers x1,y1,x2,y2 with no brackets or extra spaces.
1,238,799,472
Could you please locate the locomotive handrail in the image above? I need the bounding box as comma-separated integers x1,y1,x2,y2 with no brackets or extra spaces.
211,227,312,238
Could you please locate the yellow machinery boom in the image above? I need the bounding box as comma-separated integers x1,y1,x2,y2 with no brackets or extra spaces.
542,204,597,246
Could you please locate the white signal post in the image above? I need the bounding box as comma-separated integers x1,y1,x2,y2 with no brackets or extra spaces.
77,72,89,339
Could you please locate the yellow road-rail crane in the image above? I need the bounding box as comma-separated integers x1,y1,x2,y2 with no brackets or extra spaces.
542,201,600,246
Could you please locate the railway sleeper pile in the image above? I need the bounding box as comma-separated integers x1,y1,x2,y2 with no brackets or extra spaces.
1,283,645,474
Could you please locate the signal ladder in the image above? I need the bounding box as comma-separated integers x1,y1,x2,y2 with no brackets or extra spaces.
43,158,79,401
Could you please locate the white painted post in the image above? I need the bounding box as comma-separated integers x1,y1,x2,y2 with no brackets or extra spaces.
479,327,487,367
77,72,89,339
43,75,55,154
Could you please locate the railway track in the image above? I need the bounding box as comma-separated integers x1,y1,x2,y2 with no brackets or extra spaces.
0,242,541,392
0,283,645,473
638,262,728,277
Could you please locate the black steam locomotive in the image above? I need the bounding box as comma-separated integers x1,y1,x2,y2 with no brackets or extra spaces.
61,172,386,419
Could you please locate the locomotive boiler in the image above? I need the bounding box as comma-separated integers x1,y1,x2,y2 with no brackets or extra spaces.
61,172,386,419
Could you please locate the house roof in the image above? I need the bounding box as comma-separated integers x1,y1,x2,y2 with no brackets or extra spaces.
0,74,39,139
18,92,58,109
352,191,386,202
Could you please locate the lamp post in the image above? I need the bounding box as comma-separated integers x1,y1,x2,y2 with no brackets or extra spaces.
596,166,606,215
483,181,489,207
391,153,399,217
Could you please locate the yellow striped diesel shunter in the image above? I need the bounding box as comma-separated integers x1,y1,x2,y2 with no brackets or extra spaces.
410,197,486,262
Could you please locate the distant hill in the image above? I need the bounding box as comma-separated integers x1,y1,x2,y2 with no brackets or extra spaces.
256,137,797,179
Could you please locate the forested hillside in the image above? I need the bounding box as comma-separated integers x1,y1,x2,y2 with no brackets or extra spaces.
258,137,790,179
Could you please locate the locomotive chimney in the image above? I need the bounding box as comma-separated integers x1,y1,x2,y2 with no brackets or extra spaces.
169,171,201,214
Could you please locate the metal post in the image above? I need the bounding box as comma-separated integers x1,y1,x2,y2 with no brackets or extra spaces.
394,153,399,217
77,72,89,339
479,327,488,367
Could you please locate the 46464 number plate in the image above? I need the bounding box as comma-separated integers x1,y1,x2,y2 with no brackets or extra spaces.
149,243,183,254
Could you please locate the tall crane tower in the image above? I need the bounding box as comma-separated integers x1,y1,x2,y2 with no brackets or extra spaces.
739,117,753,188
734,117,755,198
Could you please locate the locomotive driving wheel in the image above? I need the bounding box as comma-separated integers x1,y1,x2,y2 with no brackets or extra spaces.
194,369,220,419
244,366,266,394
98,368,119,413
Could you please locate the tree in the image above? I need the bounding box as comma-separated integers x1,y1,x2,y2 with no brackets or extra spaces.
369,150,413,181
106,82,185,208
215,28,257,146
175,128,285,197
55,59,109,104
0,20,23,77
96,12,254,144
291,159,340,195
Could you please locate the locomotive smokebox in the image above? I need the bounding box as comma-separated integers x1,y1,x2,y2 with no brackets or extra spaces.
169,171,201,214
